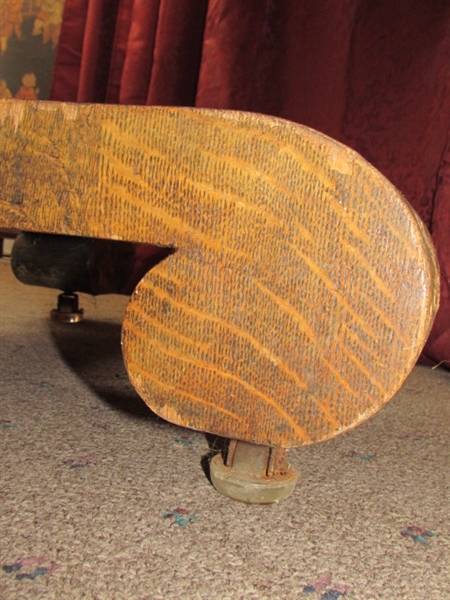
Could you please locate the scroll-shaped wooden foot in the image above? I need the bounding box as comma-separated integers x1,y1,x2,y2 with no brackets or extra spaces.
0,100,439,503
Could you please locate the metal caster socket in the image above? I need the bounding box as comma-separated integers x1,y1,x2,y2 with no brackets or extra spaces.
50,292,84,324
210,439,298,504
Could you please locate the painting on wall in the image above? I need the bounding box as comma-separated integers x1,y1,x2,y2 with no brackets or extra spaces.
0,0,66,101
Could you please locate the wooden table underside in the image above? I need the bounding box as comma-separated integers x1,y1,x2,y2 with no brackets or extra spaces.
0,100,439,447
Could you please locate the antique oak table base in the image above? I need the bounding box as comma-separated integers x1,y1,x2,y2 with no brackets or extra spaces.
0,100,439,503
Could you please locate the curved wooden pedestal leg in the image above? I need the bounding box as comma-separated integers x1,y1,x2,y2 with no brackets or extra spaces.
210,440,298,504
0,101,440,505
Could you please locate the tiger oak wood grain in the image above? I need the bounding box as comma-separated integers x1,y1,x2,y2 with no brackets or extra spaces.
0,100,439,447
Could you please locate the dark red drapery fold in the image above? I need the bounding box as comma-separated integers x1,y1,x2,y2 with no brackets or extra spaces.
51,0,450,367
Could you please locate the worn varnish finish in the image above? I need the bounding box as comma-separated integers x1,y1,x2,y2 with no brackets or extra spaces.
0,100,439,447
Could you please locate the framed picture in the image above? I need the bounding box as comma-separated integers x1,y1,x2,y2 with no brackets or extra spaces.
0,0,66,100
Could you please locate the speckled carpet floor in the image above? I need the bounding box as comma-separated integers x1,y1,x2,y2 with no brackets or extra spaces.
0,259,449,600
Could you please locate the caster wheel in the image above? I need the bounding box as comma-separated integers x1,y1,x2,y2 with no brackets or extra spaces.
50,292,84,324
210,440,298,504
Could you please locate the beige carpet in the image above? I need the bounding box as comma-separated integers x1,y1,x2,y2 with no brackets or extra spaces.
0,258,449,600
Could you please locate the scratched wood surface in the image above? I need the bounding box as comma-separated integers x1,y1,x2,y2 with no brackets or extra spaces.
0,100,439,447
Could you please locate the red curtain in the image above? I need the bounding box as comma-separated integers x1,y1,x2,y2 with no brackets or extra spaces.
51,0,450,367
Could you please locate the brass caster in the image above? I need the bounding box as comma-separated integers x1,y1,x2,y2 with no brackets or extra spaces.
50,292,84,323
210,439,298,504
